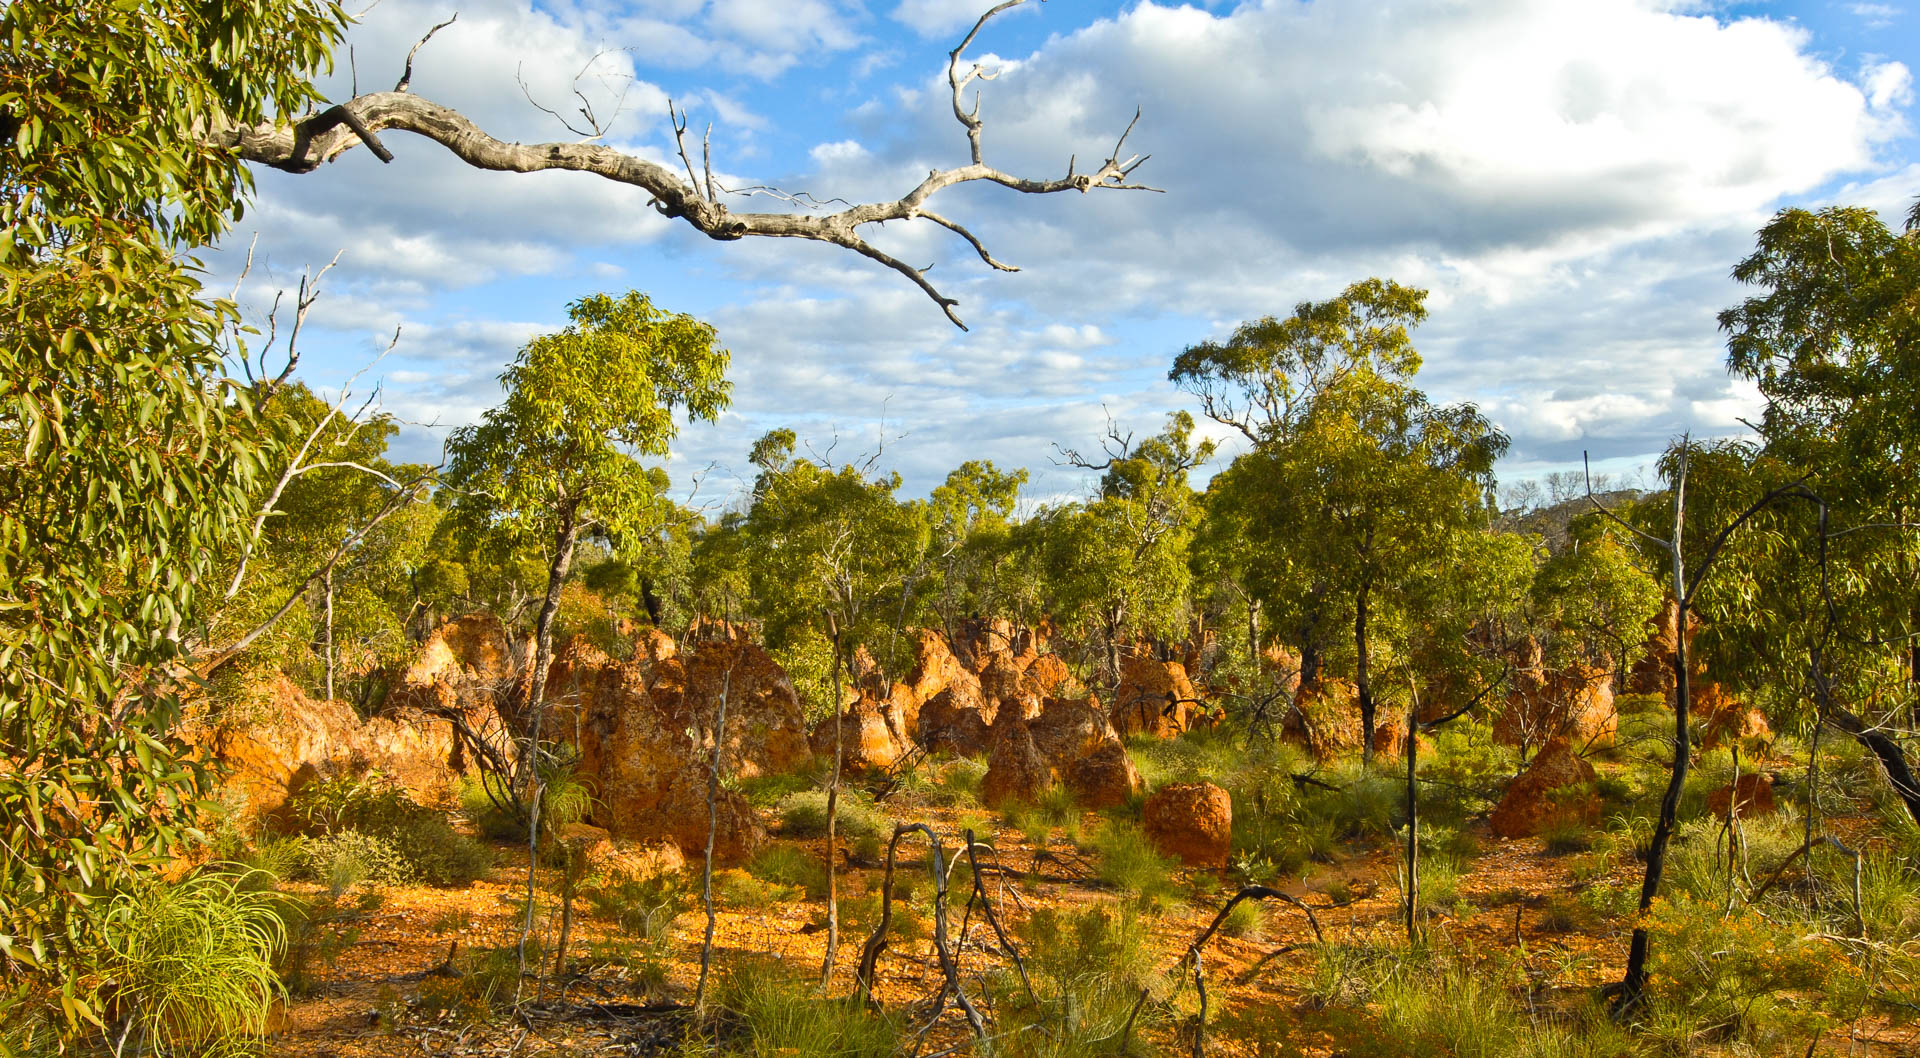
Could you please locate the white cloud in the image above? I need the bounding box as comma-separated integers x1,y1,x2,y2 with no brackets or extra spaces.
234,0,1915,500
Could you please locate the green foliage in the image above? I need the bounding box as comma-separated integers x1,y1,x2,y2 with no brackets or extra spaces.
97,869,288,1056
775,789,886,842
1531,519,1663,669
745,846,830,900
995,903,1167,1058
731,430,933,678
0,0,349,1027
1177,279,1508,752
583,871,690,941
284,774,490,887
1092,821,1178,910
691,958,899,1057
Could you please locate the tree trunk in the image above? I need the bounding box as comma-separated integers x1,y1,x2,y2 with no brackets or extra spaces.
1404,698,1418,942
323,566,335,703
1620,459,1691,1011
821,617,845,985
515,503,581,988
1825,703,1920,826
695,666,733,1011
1355,582,1375,766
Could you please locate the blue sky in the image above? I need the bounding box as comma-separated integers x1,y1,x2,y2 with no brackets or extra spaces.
210,0,1920,511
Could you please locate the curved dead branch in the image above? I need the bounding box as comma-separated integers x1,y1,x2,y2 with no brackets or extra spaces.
854,823,986,1040
207,0,1156,329
1181,886,1325,1058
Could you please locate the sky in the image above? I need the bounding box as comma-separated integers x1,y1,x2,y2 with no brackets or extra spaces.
209,0,1920,512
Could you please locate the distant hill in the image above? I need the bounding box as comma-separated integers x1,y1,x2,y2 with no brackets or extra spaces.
1498,489,1647,552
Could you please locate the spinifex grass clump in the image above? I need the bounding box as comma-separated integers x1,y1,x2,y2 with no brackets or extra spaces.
688,957,899,1057
993,902,1169,1058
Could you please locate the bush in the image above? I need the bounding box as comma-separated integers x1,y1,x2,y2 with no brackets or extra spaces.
1540,819,1595,856
583,871,690,940
1219,896,1263,939
737,754,825,808
298,830,414,890
747,845,829,899
1092,821,1177,911
776,789,887,842
927,756,988,807
288,773,490,887
698,957,899,1057
97,868,287,1057
995,903,1167,1058
715,868,800,908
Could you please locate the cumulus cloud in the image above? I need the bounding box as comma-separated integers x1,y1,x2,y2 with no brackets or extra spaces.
235,0,1916,502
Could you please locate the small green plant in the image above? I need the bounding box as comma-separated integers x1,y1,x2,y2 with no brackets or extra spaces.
1092,821,1177,911
995,902,1167,1058
583,870,690,940
776,789,886,841
699,957,899,1057
746,845,830,899
1219,895,1262,939
288,773,490,887
1540,818,1595,856
96,868,287,1057
715,868,800,908
299,829,413,889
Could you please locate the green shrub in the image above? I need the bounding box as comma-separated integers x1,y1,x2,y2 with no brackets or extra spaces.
583,871,690,940
97,868,286,1056
288,773,490,887
278,886,380,996
700,957,899,1057
927,756,988,807
715,868,799,908
737,755,825,808
747,845,830,899
1540,819,1595,856
776,789,886,841
298,830,414,889
1219,896,1263,940
415,944,524,1025
995,903,1167,1057
1092,821,1177,911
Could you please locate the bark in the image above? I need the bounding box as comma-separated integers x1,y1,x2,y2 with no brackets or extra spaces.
1824,704,1920,826
1620,456,1690,1012
1404,697,1418,943
694,665,733,1011
323,566,335,703
1354,581,1375,765
514,503,581,988
820,619,845,985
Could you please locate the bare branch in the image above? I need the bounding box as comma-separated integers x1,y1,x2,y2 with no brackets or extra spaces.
210,3,1154,328
918,210,1019,272
395,13,458,94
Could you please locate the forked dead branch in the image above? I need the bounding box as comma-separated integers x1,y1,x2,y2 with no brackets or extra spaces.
207,0,1158,329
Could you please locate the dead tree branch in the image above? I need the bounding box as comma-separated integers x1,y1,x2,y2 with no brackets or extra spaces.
854,823,986,1040
207,2,1156,329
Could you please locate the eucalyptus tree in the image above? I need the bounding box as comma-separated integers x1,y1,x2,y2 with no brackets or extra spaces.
444,290,730,795
1708,203,1920,811
1041,412,1215,694
1530,513,1664,676
1174,280,1507,761
738,429,932,684
0,0,347,1033
926,460,1030,637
